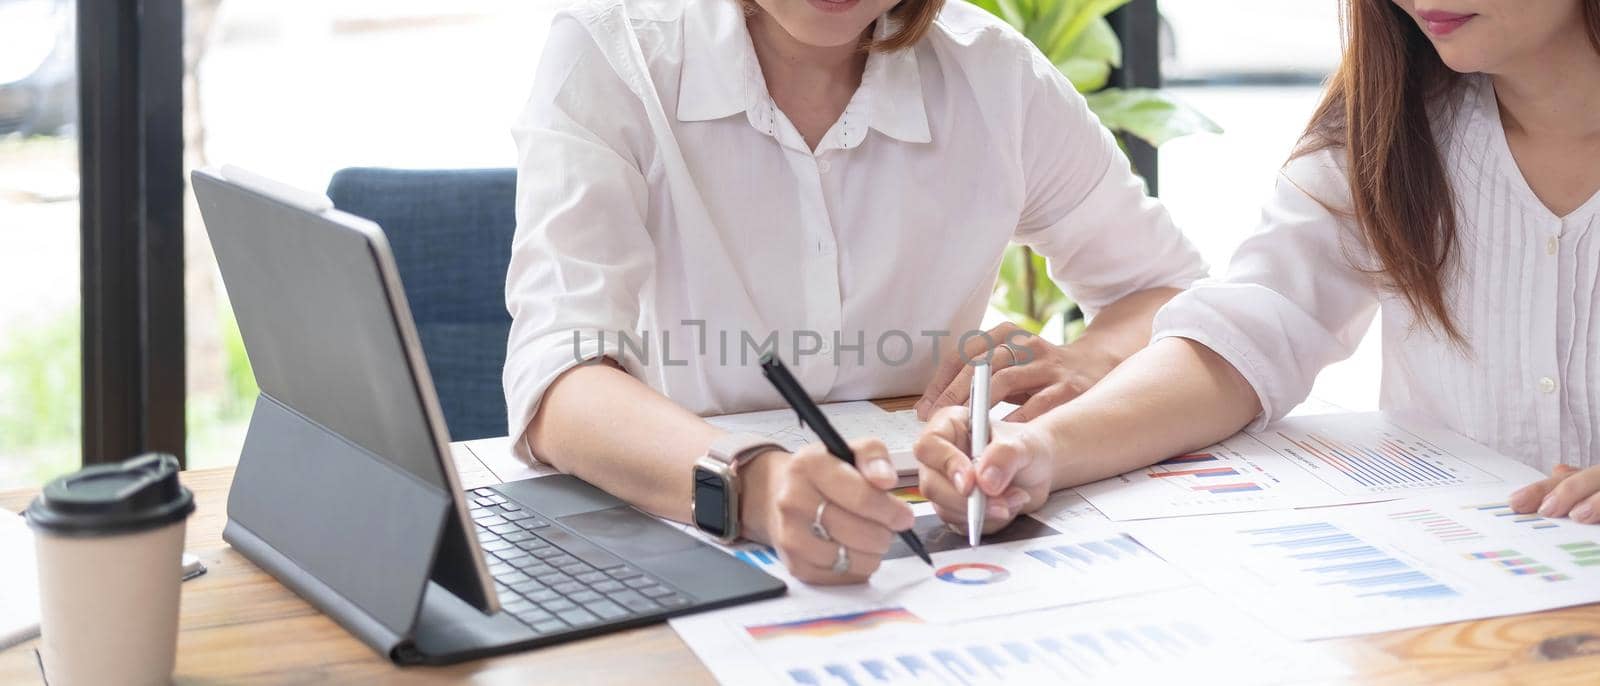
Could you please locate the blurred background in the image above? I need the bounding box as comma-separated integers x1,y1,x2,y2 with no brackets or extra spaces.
0,0,1369,490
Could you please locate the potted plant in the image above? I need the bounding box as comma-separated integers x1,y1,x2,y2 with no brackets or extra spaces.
973,0,1220,338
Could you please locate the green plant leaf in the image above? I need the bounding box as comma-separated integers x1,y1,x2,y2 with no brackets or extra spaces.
1051,17,1119,92
1055,58,1109,93
1084,88,1224,147
991,0,1029,30
1040,0,1132,61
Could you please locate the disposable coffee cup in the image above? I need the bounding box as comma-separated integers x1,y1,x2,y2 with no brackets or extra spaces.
25,453,195,686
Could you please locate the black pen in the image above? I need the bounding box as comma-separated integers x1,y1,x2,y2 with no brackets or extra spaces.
759,353,934,567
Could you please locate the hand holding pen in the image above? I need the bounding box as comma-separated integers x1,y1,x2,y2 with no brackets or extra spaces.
912,373,1055,538
760,354,935,569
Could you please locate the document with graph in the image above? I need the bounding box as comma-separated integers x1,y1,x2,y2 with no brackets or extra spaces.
670,587,1345,685
1125,485,1600,639
1076,412,1546,521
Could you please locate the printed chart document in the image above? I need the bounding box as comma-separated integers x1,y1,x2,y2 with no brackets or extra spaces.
670,496,1209,684
1077,412,1545,521
1126,485,1600,639
672,588,1345,685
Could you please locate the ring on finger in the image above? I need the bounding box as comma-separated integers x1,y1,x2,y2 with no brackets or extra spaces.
999,341,1025,368
831,544,850,574
811,501,832,542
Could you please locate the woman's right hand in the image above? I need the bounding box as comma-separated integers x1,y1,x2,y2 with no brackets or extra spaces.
744,439,915,585
912,406,1055,535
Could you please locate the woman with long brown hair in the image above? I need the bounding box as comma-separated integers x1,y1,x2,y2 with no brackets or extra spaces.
915,0,1600,532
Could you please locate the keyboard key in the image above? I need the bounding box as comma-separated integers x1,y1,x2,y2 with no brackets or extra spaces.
528,589,560,603
510,579,544,593
488,523,520,535
474,496,497,507
623,576,656,589
522,563,555,577
481,540,512,552
546,555,578,568
476,532,497,543
494,549,531,562
503,599,535,614
590,580,625,593
513,607,554,624
639,585,675,599
530,546,561,559
552,581,584,595
487,563,513,576
538,528,625,569
515,518,550,530
535,572,569,585
530,618,568,635
656,593,690,607
558,609,599,627
559,563,592,576
575,571,608,585
487,495,508,505
614,594,659,613
568,589,602,603
585,600,628,621
542,598,577,612
471,487,495,496
499,502,523,512
502,510,532,521
475,515,508,527
498,571,531,585
606,566,643,580
504,531,535,543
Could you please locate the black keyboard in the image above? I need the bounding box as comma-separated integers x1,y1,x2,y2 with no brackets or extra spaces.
467,487,692,635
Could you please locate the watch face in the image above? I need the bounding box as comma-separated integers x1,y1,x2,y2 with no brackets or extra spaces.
693,465,732,539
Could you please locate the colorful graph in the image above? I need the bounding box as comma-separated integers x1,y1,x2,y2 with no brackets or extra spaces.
746,608,922,641
1386,508,1484,542
1561,541,1600,567
1147,453,1267,495
1242,521,1460,601
782,619,1218,684
734,544,780,568
935,563,1011,586
1465,549,1570,582
1278,430,1469,491
1025,536,1153,571
1466,503,1561,530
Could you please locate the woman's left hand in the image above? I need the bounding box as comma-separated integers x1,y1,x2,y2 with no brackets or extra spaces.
1510,464,1600,523
914,322,1117,422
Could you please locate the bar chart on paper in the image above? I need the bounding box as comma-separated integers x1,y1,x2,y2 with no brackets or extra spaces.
1079,413,1539,521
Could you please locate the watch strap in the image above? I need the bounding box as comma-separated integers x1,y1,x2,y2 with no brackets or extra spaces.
707,433,784,473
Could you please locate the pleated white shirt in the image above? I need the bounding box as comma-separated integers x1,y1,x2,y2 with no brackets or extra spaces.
503,0,1207,452
1156,75,1600,473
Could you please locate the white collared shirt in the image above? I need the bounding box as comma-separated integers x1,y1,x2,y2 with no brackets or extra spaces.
1155,75,1600,472
503,0,1207,450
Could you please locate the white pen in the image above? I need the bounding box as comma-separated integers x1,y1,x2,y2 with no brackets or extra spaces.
967,360,990,547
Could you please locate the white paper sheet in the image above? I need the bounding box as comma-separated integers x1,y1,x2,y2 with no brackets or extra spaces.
1076,412,1546,521
705,401,1018,479
461,436,560,483
671,587,1345,685
0,512,40,650
1125,485,1600,639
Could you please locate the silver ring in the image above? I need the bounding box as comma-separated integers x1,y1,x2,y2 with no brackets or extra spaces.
831,544,850,574
811,501,832,542
999,341,1025,367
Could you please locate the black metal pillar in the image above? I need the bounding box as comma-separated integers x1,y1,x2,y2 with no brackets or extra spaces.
1109,0,1161,194
79,0,186,466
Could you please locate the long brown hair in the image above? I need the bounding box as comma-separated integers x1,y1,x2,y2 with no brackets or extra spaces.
1297,0,1600,343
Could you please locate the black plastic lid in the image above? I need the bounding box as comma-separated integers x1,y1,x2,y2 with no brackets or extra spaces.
25,453,195,537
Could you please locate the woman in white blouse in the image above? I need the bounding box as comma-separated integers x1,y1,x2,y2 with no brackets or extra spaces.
916,0,1600,533
504,0,1206,583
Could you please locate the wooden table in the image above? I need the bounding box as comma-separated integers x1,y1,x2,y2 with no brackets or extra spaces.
5,428,1600,683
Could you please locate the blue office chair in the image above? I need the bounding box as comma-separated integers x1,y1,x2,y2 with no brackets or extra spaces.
327,167,517,441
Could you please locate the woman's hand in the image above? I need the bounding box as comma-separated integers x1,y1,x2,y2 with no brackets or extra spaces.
913,322,1118,422
1510,464,1600,523
912,406,1055,535
743,439,915,585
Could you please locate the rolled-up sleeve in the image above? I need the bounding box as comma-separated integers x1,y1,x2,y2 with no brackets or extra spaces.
504,15,654,452
1153,149,1379,429
1011,55,1209,317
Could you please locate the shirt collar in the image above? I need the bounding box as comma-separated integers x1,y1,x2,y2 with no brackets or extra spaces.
676,5,932,146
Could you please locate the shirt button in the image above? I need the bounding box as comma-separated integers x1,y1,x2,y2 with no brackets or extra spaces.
1538,377,1558,394
816,159,831,174
1547,236,1559,255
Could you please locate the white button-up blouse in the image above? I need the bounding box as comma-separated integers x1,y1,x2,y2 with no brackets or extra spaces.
502,0,1207,451
1155,75,1600,473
